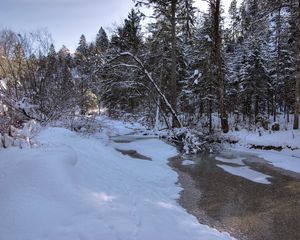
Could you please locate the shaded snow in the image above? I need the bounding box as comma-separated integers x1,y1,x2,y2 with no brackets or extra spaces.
0,120,233,240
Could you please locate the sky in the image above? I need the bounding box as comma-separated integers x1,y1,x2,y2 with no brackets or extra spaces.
0,0,234,52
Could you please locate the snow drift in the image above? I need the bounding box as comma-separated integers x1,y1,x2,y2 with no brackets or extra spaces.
0,122,233,240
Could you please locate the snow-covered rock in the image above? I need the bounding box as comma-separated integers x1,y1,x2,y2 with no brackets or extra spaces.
0,120,40,150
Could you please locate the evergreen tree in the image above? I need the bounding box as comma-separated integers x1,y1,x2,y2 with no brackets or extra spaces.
95,27,109,54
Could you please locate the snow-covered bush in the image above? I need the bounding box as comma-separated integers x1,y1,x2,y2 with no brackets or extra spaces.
181,130,204,154
0,120,40,149
49,115,102,135
15,98,37,118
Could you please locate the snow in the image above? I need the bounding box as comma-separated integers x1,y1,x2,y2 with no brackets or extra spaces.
233,147,300,174
217,164,272,184
227,129,300,174
182,160,194,165
0,119,233,240
228,129,300,149
204,35,212,42
257,150,300,173
0,78,7,90
15,97,38,117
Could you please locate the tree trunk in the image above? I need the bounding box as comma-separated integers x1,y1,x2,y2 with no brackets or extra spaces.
274,6,282,123
155,97,160,129
118,52,183,128
294,0,300,129
170,0,179,127
211,0,229,133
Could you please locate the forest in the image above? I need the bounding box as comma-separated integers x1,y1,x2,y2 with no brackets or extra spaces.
1,1,300,239
0,0,299,149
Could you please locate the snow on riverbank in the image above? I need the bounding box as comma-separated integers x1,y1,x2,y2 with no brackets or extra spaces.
0,119,233,240
228,129,300,149
226,129,300,174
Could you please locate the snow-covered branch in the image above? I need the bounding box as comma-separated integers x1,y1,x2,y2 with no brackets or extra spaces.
116,52,183,128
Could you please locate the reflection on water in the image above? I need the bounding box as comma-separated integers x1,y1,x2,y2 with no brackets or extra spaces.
171,152,300,240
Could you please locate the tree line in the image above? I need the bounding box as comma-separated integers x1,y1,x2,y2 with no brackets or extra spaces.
0,0,299,134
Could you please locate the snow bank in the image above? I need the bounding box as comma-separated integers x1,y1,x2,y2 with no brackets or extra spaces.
227,129,300,174
228,129,300,149
0,120,233,240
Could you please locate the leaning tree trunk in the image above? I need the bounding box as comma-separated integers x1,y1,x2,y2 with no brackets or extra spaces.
294,0,300,129
211,0,229,133
117,52,183,128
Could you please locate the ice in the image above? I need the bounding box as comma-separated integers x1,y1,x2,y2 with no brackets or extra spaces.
215,156,246,166
217,164,272,184
182,160,194,165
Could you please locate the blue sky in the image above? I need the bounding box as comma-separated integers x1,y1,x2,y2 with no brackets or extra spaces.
0,0,135,51
0,0,233,52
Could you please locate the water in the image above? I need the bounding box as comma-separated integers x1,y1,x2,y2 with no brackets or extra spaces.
112,134,300,239
170,152,300,240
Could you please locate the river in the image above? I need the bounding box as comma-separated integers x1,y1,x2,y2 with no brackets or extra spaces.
112,134,300,240
170,151,300,240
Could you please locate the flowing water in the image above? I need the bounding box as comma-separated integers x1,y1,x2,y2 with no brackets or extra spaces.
112,134,300,240
170,152,300,240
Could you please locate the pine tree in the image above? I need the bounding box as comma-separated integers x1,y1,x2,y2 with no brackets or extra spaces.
294,0,300,129
95,27,109,54
103,9,145,115
228,0,240,43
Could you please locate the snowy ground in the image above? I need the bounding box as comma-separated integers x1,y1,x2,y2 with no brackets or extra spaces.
0,118,233,240
226,129,300,174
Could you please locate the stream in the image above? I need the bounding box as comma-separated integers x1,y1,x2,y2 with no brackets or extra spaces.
112,134,300,240
171,152,300,240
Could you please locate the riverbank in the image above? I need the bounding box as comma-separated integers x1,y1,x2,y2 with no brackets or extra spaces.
224,129,300,175
0,118,234,240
